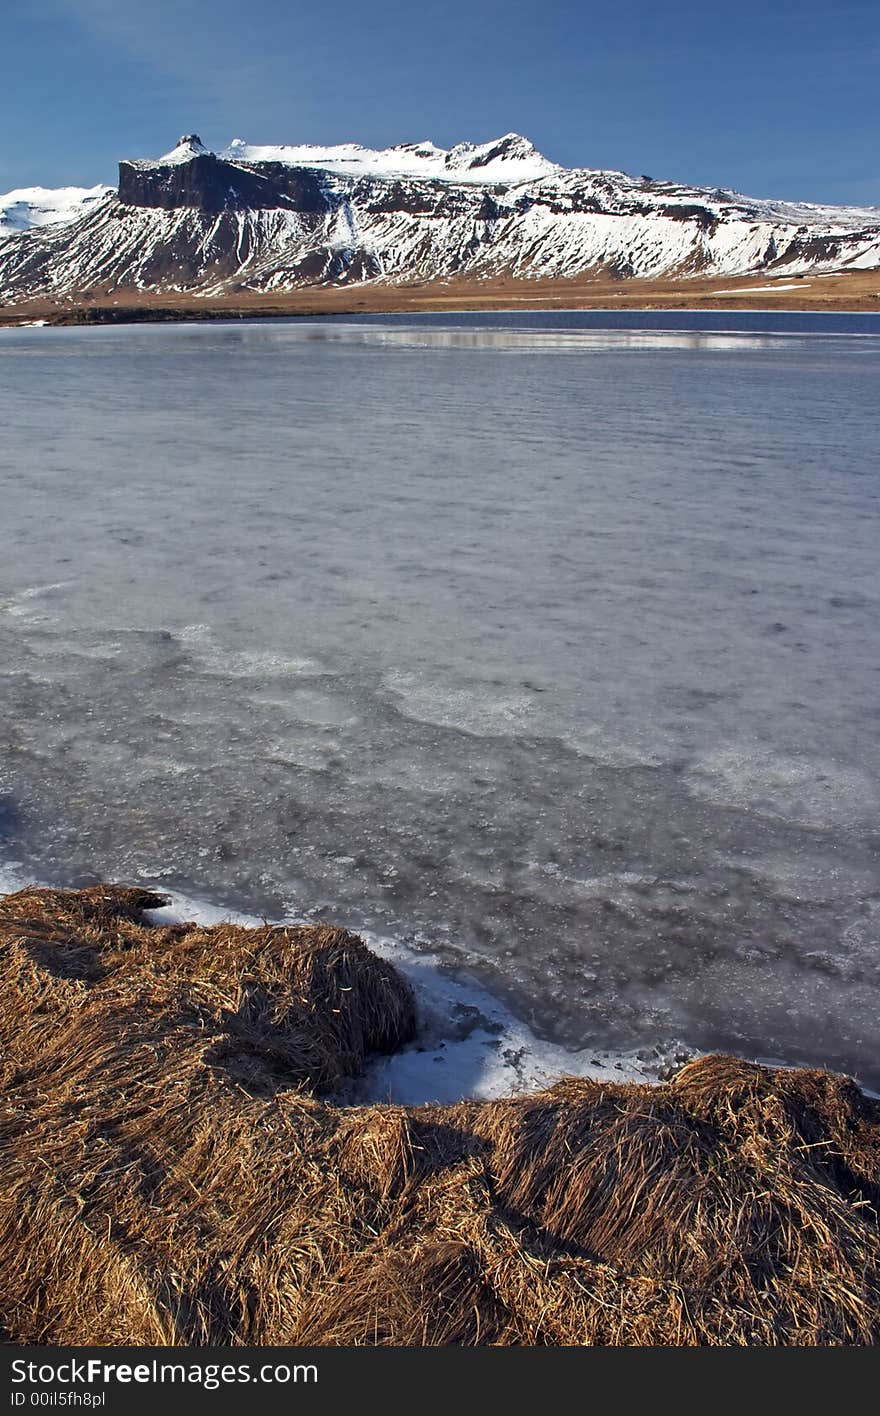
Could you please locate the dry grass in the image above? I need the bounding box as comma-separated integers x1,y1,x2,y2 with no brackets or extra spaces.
1,885,878,1346
3,265,880,328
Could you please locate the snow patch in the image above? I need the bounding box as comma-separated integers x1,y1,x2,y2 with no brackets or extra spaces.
156,134,211,164
141,886,694,1104
219,132,560,185
0,185,110,237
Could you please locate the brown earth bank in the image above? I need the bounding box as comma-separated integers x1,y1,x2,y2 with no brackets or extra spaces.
2,268,880,326
1,884,879,1347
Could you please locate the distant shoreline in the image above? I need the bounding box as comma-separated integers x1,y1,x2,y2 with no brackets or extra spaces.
3,266,880,328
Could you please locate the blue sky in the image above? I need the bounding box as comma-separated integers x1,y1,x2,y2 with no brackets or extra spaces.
2,0,878,204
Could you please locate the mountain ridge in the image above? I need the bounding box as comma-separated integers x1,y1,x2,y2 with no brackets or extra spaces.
1,132,878,303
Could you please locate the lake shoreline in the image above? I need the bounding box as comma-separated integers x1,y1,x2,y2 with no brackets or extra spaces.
3,265,880,328
3,882,879,1346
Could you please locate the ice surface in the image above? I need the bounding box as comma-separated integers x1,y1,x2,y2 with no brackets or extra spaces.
1,312,879,1088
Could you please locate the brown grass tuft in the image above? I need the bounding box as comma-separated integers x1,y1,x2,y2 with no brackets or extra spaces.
1,885,878,1346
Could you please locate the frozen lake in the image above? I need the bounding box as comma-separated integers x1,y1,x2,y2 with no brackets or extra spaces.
1,311,879,1087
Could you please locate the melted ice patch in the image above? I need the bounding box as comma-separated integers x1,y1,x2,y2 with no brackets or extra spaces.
0,582,72,621
174,623,323,679
687,746,880,830
382,669,535,738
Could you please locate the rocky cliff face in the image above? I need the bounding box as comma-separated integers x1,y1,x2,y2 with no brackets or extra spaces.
1,132,878,300
118,149,331,215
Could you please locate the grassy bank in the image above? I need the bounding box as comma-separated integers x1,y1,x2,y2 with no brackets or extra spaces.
1,885,878,1346
2,266,880,328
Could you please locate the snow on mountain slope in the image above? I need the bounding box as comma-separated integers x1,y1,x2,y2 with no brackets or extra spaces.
217,132,562,184
154,134,212,165
0,185,110,238
1,133,878,302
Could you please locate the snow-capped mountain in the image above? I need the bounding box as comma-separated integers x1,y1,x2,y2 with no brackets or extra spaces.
0,185,110,239
1,132,878,301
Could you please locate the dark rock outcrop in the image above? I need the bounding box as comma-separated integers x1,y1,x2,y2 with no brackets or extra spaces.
119,153,333,214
